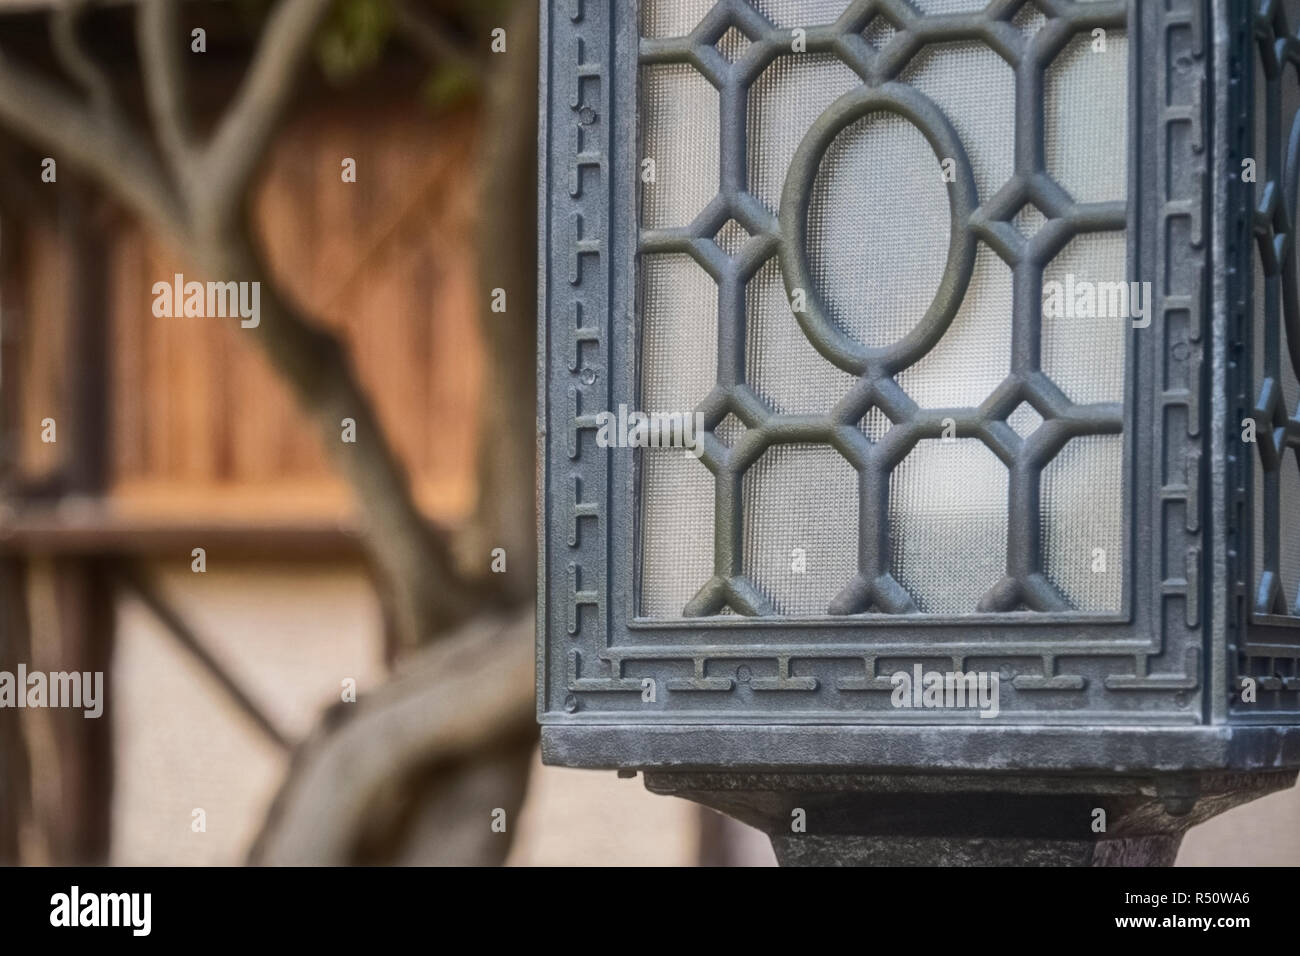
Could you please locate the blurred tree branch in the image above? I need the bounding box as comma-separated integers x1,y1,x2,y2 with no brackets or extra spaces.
389,0,479,75
0,35,186,238
51,0,117,116
138,0,195,181
252,0,541,862
0,0,483,646
249,607,535,864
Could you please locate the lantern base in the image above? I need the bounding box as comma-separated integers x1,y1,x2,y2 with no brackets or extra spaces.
642,770,1295,867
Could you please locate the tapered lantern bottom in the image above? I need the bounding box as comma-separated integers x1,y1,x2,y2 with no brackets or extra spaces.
768,833,1182,867
643,770,1295,867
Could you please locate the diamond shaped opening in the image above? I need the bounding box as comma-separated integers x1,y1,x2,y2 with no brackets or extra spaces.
715,26,752,63
1005,402,1043,438
1012,2,1048,40
713,218,751,257
858,406,893,443
715,413,747,447
1012,203,1048,239
863,16,897,50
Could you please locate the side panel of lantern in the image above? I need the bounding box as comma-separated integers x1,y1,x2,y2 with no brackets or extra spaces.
1228,0,1300,720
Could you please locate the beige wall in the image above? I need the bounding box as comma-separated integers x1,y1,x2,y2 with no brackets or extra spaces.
107,561,1298,866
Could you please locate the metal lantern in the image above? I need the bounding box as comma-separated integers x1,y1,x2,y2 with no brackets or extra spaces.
537,0,1300,864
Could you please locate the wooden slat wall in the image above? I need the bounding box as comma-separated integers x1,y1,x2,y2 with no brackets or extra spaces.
18,98,486,524
16,218,71,484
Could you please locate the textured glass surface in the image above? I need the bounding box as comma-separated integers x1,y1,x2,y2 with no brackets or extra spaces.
1283,454,1300,613
640,254,717,412
638,254,717,617
639,65,718,228
896,244,1012,408
743,445,858,614
912,0,988,12
1045,34,1129,204
1041,436,1123,611
746,258,856,414
1013,4,1048,38
889,439,1008,613
750,0,852,26
1006,402,1044,438
637,0,1129,618
901,42,1015,201
1255,446,1266,602
809,113,950,350
639,0,714,38
748,54,860,213
640,449,716,618
1041,232,1128,405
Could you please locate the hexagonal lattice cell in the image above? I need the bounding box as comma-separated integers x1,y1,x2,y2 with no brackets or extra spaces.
639,0,715,38
747,53,860,213
1041,435,1123,611
895,244,1012,408
1283,449,1300,612
1253,431,1266,602
901,41,1015,200
714,413,747,448
1285,305,1300,412
748,0,854,27
1041,231,1128,406
745,258,856,414
713,218,751,258
714,26,752,63
889,439,1009,613
1045,30,1129,204
641,254,718,412
640,64,719,228
640,449,716,618
1012,203,1048,239
808,111,950,351
637,247,717,617
742,444,859,614
1013,2,1048,40
1005,402,1043,439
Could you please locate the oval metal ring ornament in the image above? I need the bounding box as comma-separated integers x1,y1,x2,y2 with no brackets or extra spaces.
777,82,979,377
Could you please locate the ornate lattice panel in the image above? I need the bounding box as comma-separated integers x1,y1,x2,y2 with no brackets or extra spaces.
637,0,1129,619
1230,0,1300,716
540,0,1209,727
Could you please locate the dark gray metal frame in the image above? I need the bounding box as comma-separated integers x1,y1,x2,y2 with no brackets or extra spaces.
538,0,1300,771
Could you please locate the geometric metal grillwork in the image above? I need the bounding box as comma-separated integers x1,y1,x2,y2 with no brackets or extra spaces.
1228,0,1300,717
637,0,1130,618
1247,0,1300,624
